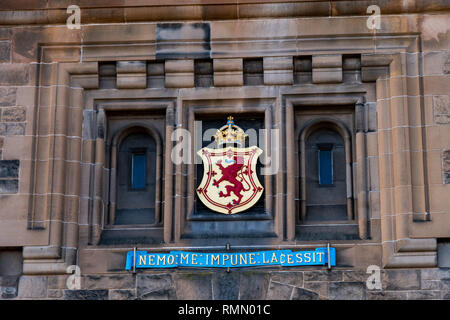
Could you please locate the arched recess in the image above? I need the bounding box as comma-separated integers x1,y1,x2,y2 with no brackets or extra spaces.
107,123,163,226
298,118,353,223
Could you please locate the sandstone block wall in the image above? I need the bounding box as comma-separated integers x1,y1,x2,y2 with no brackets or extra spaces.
0,0,449,300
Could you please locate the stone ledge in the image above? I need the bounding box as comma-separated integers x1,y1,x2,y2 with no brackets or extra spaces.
0,1,449,25
12,268,450,300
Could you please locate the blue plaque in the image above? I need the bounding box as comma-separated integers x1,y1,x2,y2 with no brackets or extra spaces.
125,247,336,270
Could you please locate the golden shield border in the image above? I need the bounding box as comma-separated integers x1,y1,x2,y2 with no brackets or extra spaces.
196,146,264,214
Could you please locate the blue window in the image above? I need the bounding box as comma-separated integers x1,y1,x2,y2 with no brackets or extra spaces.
318,148,333,185
131,153,146,190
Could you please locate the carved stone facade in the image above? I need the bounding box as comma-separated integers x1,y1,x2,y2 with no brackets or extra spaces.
0,0,449,300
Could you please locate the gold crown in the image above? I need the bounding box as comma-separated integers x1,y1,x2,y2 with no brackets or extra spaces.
213,116,248,146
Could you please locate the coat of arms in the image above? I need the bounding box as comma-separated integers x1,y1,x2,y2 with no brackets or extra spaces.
196,117,264,214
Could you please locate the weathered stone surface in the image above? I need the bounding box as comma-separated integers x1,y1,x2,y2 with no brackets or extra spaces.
263,56,293,85
0,179,18,194
0,275,19,299
0,123,25,135
1,286,17,299
11,28,41,62
109,289,136,300
329,282,365,300
243,58,264,85
443,150,450,185
433,95,450,124
173,273,212,300
85,274,135,290
0,41,10,63
366,290,408,300
98,62,116,89
0,87,16,106
165,59,195,88
304,281,328,298
17,276,47,298
342,270,370,282
313,68,342,83
238,272,270,300
82,110,96,140
270,271,303,287
138,288,176,300
47,289,63,299
116,61,147,89
212,272,239,300
0,64,30,85
421,279,441,290
407,290,441,300
312,54,342,68
146,61,165,88
116,61,146,74
382,270,421,290
136,274,175,299
194,59,213,87
156,23,210,60
63,289,108,300
266,281,293,300
312,54,343,83
0,160,19,178
421,268,450,280
304,270,342,282
165,60,194,73
442,280,450,290
291,288,319,300
444,56,450,74
2,107,26,122
47,275,69,289
213,58,243,86
444,172,450,185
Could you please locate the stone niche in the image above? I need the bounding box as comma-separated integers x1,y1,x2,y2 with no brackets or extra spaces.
0,17,438,276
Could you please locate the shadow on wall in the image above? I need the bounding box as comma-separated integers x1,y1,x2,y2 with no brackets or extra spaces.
0,248,23,298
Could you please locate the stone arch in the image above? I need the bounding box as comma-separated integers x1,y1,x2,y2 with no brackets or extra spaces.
107,123,163,226
298,118,353,222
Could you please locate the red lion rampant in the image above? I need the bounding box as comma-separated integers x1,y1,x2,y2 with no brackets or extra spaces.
212,156,249,205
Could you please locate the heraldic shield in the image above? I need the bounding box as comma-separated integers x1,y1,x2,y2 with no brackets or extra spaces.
196,117,264,214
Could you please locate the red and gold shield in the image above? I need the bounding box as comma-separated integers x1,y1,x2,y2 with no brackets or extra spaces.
196,117,264,214
196,146,264,214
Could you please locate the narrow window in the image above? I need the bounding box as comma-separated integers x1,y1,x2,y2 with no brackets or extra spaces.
131,152,146,190
318,144,333,185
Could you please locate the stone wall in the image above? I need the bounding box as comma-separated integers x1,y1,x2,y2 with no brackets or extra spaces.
0,83,25,194
1,268,448,300
0,0,449,301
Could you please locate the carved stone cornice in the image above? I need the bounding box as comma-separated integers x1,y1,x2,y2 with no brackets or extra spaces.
0,0,449,25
